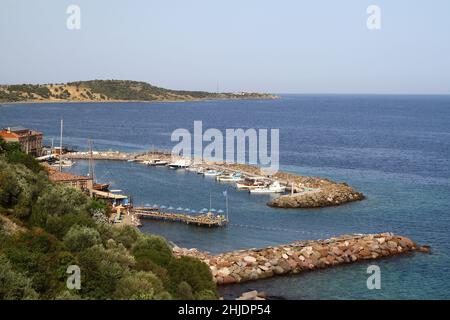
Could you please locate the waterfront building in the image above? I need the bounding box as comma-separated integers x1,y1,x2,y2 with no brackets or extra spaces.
48,168,94,192
0,126,43,156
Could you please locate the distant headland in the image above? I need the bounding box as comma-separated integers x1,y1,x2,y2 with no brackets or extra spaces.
0,80,278,103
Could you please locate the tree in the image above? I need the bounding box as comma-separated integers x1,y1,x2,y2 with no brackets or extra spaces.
0,255,38,300
114,271,167,300
176,281,194,300
168,256,217,298
63,225,101,252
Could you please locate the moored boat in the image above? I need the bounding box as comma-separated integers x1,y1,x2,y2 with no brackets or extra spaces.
217,172,243,182
249,181,286,194
168,159,191,169
203,169,222,177
236,177,267,190
148,159,169,166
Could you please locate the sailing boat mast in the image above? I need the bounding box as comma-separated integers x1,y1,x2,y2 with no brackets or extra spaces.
225,192,229,222
59,119,63,172
209,192,212,212
88,139,95,182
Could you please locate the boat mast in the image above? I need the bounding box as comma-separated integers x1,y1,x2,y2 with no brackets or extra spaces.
225,191,229,222
59,119,63,172
209,192,212,212
88,139,95,182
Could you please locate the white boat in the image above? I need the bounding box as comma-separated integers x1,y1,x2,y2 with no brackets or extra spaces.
149,159,169,166
249,181,286,194
203,169,222,177
217,172,244,183
50,159,75,168
168,159,191,169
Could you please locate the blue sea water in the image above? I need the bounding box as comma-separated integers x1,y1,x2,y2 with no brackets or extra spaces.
1,95,449,299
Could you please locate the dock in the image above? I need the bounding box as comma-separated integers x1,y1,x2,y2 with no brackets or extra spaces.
133,207,228,227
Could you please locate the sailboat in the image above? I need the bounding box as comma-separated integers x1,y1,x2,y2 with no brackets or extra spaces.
87,139,110,191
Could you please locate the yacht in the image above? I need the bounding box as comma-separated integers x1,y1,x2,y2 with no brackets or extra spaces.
168,159,191,169
149,159,169,166
249,181,286,194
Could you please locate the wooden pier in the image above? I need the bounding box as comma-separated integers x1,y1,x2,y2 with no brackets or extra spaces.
132,207,228,227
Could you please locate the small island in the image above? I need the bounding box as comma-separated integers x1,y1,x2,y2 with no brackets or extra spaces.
0,80,278,104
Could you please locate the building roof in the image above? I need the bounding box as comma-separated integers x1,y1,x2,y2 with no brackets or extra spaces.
8,126,29,132
0,130,20,139
48,169,92,182
1,127,43,137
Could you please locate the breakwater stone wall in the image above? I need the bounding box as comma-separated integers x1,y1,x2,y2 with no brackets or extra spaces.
173,233,428,285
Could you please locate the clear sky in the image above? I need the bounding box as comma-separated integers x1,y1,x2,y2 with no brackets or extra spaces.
1,0,449,94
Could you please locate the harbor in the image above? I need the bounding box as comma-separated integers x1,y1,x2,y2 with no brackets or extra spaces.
64,148,364,209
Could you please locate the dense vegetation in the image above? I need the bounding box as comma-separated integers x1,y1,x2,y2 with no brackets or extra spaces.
0,80,276,103
0,139,217,300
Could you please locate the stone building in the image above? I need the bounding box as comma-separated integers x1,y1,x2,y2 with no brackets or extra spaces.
0,126,43,156
48,169,93,192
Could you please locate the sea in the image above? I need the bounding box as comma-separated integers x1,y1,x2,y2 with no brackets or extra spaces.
1,94,449,299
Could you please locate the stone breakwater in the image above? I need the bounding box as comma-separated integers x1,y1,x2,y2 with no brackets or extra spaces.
267,183,364,208
172,233,428,285
214,163,364,208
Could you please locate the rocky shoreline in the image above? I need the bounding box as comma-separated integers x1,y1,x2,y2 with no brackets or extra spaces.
173,233,428,285
267,183,364,208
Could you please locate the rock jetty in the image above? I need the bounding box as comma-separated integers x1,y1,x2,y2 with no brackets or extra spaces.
267,183,364,208
215,163,365,208
173,233,427,285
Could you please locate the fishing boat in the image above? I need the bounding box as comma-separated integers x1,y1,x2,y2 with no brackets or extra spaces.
203,169,222,177
249,181,286,194
236,177,267,190
216,172,243,182
168,159,191,169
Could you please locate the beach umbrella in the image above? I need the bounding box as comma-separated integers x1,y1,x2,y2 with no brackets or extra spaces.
176,207,183,211
145,203,150,207
218,209,224,213
211,208,217,212
168,206,174,210
153,204,159,208
191,209,197,213
185,208,190,211
160,205,166,209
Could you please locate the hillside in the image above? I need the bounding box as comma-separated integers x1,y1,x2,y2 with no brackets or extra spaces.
0,139,217,300
0,80,277,103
